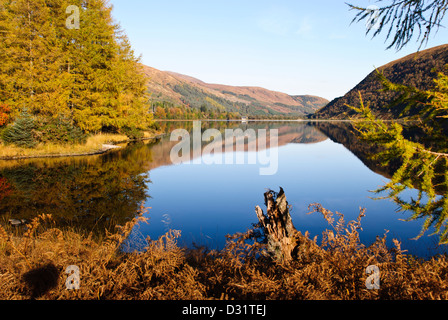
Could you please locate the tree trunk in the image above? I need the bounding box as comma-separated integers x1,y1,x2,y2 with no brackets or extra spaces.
255,187,301,263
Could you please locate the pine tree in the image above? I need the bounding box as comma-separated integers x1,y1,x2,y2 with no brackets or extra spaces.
1,110,37,148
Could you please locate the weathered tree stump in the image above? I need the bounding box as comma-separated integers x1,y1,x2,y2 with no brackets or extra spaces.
255,187,301,262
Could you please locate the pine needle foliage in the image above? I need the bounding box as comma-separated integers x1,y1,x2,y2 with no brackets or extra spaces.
348,0,448,51
348,66,448,244
1,110,37,148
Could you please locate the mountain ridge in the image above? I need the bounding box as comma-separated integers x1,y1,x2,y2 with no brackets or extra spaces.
142,65,329,118
311,44,448,119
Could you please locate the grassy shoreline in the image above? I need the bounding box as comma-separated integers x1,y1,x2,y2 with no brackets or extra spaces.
0,131,163,160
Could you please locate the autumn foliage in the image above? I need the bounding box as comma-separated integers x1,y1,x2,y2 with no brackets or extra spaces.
0,177,12,202
0,0,152,137
1,204,447,300
0,104,10,127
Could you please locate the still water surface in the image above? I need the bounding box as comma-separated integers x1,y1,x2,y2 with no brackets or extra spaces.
0,121,446,257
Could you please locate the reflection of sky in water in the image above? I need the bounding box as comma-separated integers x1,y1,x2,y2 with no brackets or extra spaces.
139,138,448,258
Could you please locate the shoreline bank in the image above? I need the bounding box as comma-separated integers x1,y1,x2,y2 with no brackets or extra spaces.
0,133,165,161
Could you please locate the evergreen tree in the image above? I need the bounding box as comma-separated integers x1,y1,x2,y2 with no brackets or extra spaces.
2,110,37,148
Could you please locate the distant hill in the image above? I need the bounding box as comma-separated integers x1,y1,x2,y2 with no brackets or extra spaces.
311,44,448,119
141,65,328,118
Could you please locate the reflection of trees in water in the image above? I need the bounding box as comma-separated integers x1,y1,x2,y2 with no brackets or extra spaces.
344,92,448,244
0,142,153,235
314,119,448,245
313,121,401,179
0,121,329,236
0,121,383,242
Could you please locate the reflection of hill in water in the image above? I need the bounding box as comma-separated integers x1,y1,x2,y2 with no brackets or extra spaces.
276,123,328,145
144,121,328,171
313,121,400,179
0,121,333,235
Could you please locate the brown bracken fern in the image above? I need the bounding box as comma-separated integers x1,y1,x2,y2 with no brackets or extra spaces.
0,204,447,300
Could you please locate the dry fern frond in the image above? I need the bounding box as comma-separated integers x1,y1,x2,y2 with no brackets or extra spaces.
0,201,447,300
0,225,9,242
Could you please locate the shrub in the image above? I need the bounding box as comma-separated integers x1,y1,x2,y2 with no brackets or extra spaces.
0,104,11,127
121,126,144,140
1,111,37,148
35,116,87,145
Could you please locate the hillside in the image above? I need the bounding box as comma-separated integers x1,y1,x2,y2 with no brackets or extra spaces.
141,65,328,118
311,44,448,119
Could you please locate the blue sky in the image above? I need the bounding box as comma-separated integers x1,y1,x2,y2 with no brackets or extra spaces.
109,0,448,101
